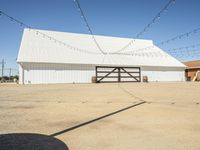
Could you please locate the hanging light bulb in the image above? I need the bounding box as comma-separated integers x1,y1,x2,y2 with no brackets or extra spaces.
152,20,155,25
143,29,146,34
130,40,134,44
172,37,176,41
193,29,198,34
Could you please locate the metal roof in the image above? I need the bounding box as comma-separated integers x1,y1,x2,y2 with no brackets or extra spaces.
17,28,185,68
183,60,200,68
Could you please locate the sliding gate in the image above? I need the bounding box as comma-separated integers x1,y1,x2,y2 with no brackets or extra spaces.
95,66,141,83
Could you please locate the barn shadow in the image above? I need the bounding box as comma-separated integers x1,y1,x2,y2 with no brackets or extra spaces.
0,133,69,150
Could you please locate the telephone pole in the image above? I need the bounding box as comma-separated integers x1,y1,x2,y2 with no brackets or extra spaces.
9,68,11,79
1,59,6,77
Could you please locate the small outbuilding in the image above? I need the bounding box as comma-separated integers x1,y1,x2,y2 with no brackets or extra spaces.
183,60,200,81
17,29,186,84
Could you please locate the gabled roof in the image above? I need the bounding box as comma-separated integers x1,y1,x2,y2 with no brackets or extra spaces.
17,28,185,68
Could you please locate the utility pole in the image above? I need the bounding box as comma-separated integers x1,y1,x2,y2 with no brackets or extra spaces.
0,59,5,77
9,68,11,79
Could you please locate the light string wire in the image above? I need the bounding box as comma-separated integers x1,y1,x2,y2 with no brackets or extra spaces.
73,0,106,54
111,41,200,59
136,0,176,38
172,49,200,58
168,43,200,52
112,0,176,54
112,48,200,58
0,10,101,55
1,8,199,59
167,43,200,55
118,26,200,55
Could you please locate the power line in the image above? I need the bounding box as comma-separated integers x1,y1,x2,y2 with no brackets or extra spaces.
0,10,102,55
73,0,106,54
112,0,176,54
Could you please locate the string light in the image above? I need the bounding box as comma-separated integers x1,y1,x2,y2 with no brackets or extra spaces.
169,43,200,51
156,27,200,46
73,0,106,54
112,0,176,54
0,10,102,55
1,8,199,60
119,26,200,55
109,41,200,59
173,49,200,58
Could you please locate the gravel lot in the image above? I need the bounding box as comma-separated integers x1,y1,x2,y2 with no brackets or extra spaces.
0,82,200,150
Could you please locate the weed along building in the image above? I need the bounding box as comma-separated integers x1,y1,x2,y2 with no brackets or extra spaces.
17,29,186,84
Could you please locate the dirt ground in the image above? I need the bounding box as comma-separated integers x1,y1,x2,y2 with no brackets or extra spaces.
0,82,200,150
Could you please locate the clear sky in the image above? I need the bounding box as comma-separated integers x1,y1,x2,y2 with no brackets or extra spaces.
0,0,200,75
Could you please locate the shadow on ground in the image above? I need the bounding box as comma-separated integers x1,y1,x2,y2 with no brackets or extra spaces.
0,133,69,150
50,101,146,137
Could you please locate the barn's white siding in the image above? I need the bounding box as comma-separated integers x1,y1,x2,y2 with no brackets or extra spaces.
19,63,94,84
18,63,185,84
141,66,185,82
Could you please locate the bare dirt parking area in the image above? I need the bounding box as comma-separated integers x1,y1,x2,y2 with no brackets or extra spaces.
0,82,200,150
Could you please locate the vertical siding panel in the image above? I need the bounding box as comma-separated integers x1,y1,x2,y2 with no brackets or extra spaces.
20,63,185,84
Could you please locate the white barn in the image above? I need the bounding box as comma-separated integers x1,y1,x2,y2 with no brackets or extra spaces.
17,29,186,84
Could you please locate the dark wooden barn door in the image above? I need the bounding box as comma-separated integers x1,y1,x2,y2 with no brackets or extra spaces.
95,66,141,83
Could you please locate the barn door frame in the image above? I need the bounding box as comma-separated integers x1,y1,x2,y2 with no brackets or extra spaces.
95,66,141,83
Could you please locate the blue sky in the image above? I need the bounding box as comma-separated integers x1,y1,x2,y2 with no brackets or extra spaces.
0,0,200,74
